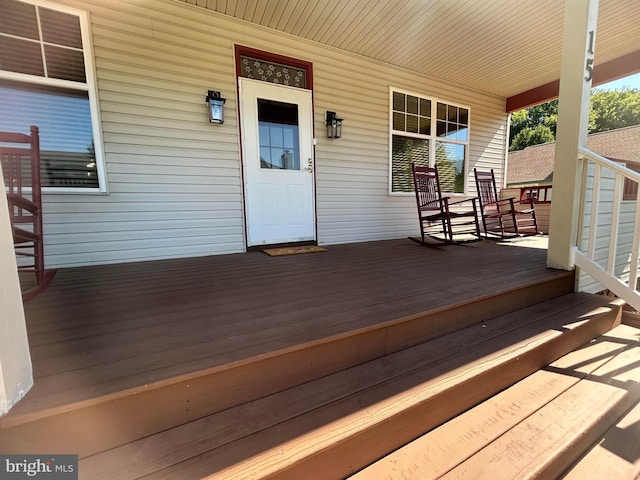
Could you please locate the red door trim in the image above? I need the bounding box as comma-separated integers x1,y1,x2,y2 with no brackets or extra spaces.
234,45,318,249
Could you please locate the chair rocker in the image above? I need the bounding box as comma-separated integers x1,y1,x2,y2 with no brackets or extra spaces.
409,163,482,246
1,126,56,301
473,168,539,239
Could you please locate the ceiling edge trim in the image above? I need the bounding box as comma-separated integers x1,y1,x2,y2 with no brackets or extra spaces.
506,50,640,112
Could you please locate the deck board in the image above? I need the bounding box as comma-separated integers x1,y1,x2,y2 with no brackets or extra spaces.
440,325,640,480
78,293,613,480
8,238,561,422
129,293,617,480
350,323,640,480
563,394,640,480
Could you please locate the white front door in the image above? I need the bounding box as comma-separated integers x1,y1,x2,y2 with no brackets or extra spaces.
239,78,315,246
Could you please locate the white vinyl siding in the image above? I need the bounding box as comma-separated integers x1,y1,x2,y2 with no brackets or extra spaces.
33,0,507,267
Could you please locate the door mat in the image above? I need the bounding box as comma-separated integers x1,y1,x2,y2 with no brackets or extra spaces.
263,246,327,256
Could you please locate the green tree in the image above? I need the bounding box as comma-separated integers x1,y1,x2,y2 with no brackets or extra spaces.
510,124,555,151
508,88,640,151
590,88,640,133
509,100,558,148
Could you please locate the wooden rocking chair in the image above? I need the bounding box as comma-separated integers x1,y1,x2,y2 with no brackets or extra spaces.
473,168,539,238
410,163,482,246
1,126,56,301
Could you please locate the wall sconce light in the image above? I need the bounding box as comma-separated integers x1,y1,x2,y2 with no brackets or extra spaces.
206,90,226,124
325,111,343,139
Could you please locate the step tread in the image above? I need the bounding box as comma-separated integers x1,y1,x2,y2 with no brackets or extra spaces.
5,269,571,425
80,293,619,480
562,385,640,480
439,323,640,479
351,323,640,480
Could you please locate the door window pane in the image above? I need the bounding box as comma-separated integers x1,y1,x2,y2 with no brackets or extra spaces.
258,98,300,170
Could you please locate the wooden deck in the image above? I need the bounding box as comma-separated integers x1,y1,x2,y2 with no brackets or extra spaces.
4,237,639,479
11,238,559,421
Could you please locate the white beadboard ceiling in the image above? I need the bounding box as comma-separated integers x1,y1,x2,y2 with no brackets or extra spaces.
177,0,640,100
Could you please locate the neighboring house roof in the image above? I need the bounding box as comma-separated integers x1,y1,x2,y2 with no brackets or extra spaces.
507,125,640,186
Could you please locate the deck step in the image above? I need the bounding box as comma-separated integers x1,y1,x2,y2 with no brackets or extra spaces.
351,323,640,480
0,271,573,459
562,388,640,479
77,292,621,479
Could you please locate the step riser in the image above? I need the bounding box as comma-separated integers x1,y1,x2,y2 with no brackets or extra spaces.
388,274,573,353
0,275,574,459
622,310,640,328
0,328,387,458
267,304,621,480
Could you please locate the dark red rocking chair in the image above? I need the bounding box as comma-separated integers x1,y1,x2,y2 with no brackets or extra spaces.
1,126,56,301
473,168,539,238
410,163,482,246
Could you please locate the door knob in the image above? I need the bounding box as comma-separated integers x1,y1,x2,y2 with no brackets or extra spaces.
304,158,313,173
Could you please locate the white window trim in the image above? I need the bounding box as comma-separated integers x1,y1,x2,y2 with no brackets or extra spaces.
388,86,470,196
1,0,108,194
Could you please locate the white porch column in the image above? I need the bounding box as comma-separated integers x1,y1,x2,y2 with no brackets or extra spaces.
547,0,599,270
0,169,33,415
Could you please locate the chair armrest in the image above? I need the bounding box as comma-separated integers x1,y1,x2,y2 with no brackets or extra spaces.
6,194,39,213
448,196,478,208
515,206,535,214
516,198,536,209
490,198,516,209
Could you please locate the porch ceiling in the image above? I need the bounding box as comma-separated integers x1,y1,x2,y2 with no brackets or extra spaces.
178,0,640,103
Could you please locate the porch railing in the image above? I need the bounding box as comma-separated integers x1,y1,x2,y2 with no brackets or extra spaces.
520,185,552,204
574,146,640,311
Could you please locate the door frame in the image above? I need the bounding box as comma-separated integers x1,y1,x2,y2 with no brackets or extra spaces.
234,46,317,249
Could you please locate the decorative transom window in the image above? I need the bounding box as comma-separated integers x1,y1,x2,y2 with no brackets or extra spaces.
0,0,105,191
389,89,469,194
240,56,307,89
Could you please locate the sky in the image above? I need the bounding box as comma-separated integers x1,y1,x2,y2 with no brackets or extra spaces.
596,72,640,91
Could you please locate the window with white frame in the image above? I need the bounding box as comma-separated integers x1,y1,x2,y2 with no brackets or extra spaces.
0,0,105,191
390,89,469,194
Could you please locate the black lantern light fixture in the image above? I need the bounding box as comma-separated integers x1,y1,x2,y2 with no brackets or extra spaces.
206,90,226,124
325,111,343,139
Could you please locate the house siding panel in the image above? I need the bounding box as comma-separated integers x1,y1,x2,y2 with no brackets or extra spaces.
38,0,507,267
